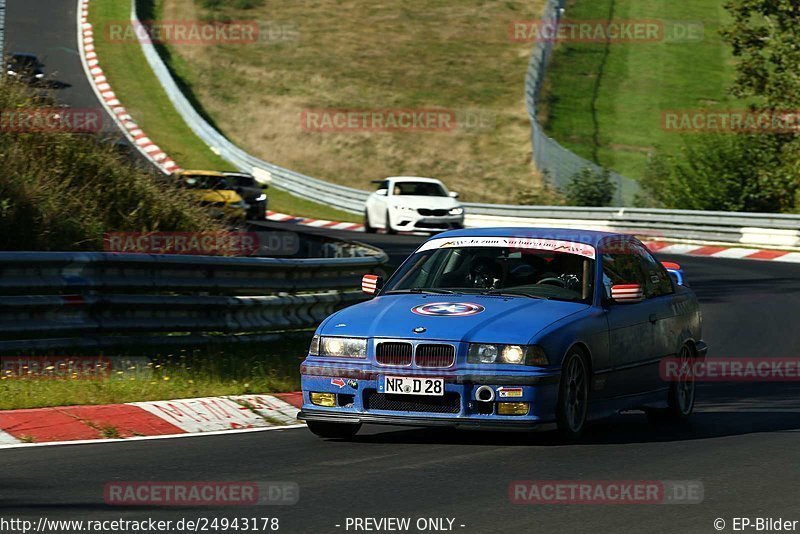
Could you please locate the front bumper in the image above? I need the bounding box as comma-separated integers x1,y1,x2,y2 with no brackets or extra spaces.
299,368,559,431
390,212,464,233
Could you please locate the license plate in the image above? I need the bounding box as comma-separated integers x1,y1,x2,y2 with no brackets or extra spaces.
384,376,444,396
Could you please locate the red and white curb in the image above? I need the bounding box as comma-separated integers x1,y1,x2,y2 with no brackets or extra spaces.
648,242,800,263
0,393,302,446
78,0,180,175
266,211,364,231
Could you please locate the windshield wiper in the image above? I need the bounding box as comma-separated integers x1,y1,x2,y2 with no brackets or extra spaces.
479,290,549,300
386,288,458,295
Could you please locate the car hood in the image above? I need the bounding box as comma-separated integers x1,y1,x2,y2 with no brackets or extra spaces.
319,294,588,344
192,190,243,204
390,196,460,209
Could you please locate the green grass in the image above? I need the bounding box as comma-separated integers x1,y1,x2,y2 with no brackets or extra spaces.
540,0,741,180
90,0,357,222
0,337,307,410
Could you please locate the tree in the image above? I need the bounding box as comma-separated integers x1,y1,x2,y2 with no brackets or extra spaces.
721,0,800,110
563,168,616,207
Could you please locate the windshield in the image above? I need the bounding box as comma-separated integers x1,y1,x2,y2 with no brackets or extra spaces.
383,243,596,302
181,175,230,190
392,181,447,196
226,174,256,187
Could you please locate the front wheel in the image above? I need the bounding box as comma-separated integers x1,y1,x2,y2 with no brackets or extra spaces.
306,421,361,440
556,351,589,440
384,209,396,234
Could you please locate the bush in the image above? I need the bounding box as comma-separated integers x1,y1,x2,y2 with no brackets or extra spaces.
562,168,616,207
637,134,799,213
515,174,566,206
0,80,225,251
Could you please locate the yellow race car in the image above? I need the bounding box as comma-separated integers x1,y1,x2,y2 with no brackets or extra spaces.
173,170,247,222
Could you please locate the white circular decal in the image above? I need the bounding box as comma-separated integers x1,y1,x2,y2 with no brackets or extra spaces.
411,302,485,317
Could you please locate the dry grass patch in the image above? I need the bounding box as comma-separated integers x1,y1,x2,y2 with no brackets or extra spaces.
159,0,546,203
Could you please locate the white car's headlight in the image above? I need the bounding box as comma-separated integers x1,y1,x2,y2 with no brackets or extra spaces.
396,205,415,211
317,336,367,358
449,207,464,216
467,344,549,366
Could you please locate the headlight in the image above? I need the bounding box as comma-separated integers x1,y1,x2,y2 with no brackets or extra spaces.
397,205,415,211
318,336,367,358
468,344,549,366
449,207,464,216
468,344,498,363
35,73,44,79
255,194,267,202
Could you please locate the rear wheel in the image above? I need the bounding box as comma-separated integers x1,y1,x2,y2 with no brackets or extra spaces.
306,421,361,440
556,350,589,440
647,343,696,424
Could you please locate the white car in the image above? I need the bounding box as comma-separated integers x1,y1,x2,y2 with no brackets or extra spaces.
364,177,465,234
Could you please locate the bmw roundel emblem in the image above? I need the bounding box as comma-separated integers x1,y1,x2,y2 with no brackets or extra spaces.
411,302,485,317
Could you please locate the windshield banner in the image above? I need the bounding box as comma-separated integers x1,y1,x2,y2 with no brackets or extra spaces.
417,236,596,259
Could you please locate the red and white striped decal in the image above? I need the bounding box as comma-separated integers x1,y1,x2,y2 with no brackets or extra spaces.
611,284,643,301
362,274,379,294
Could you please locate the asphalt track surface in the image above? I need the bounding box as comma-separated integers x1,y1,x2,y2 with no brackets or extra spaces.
5,2,800,531
5,0,119,133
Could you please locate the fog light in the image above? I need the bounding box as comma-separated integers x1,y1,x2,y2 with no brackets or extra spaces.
497,402,529,415
310,392,336,407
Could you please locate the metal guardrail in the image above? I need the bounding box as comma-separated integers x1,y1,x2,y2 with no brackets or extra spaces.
463,206,800,248
129,0,800,249
0,246,387,349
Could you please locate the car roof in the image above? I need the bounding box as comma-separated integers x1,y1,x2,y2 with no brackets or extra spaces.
386,176,443,184
430,227,636,247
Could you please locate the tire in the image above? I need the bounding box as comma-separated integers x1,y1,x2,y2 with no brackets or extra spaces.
646,343,696,424
306,421,361,440
364,211,376,233
385,209,396,234
556,350,590,440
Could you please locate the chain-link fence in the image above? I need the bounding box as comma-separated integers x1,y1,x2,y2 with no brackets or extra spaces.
525,0,638,205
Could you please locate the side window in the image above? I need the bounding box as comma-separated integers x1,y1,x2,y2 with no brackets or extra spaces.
601,247,645,300
376,180,389,192
636,245,674,297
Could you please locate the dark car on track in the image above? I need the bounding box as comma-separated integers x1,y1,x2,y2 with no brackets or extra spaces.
223,172,268,221
6,53,45,84
299,228,707,440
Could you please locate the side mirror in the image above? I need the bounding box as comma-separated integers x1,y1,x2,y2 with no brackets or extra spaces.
376,189,388,196
449,191,459,198
611,284,643,304
661,261,685,286
362,274,383,295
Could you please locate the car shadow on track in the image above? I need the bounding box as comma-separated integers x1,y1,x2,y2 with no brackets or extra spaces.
346,383,800,447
